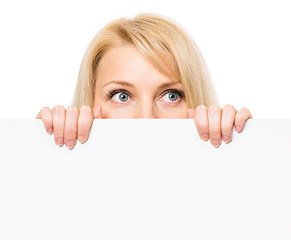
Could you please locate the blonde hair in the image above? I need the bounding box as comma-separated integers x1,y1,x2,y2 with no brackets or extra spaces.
72,13,219,109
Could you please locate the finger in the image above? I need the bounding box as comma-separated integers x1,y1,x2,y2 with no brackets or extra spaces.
208,105,222,147
36,107,53,135
234,108,252,132
93,104,102,119
52,105,66,147
221,104,237,143
193,105,209,141
78,105,93,143
64,106,79,149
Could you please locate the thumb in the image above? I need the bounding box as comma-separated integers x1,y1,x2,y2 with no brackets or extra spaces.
93,104,102,119
187,108,195,119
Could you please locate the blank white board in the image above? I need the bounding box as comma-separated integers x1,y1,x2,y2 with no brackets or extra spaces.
0,119,291,240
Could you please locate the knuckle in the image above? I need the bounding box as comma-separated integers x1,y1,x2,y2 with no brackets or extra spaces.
66,105,79,113
195,104,207,111
37,107,51,119
241,107,250,114
66,128,75,135
80,105,92,112
52,105,65,113
40,106,51,112
223,104,235,111
208,104,221,111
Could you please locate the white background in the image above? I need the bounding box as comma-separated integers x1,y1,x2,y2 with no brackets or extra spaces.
0,0,290,119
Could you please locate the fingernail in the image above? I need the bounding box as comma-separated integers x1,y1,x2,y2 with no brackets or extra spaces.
201,134,209,141
211,140,221,147
222,136,230,142
66,141,75,149
57,138,63,146
48,128,53,135
235,125,241,132
78,136,86,143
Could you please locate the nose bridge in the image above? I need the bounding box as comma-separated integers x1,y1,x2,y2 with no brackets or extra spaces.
135,95,157,119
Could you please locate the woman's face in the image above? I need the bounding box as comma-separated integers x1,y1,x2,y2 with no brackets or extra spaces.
94,45,188,118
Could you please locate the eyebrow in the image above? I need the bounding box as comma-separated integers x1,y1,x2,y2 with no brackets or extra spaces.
103,80,182,89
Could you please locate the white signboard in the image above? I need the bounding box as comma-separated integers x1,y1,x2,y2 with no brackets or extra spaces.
0,119,291,240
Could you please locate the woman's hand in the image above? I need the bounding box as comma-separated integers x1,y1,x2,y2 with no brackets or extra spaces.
36,104,102,149
187,104,253,147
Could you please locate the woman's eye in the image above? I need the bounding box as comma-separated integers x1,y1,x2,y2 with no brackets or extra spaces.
106,89,131,104
106,89,185,104
159,90,184,103
111,91,130,103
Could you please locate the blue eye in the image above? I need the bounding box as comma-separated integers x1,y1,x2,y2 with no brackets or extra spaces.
114,92,129,102
163,92,178,102
106,89,131,103
160,89,185,103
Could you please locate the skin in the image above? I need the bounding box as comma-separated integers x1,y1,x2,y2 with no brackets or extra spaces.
36,45,253,149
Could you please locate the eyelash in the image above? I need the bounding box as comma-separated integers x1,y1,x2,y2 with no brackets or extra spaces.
106,88,185,104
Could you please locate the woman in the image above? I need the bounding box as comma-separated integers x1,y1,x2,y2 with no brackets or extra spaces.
36,13,253,149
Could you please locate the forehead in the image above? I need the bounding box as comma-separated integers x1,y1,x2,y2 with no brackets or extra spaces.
95,45,180,86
